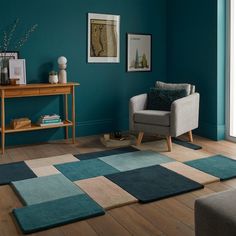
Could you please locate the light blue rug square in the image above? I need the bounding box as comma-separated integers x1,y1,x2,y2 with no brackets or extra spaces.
12,174,84,206
55,159,119,181
100,150,174,171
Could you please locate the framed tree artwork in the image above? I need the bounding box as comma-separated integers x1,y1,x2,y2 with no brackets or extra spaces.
88,13,120,63
127,33,152,72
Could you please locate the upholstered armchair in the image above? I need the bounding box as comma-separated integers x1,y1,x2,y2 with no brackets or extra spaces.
129,81,200,151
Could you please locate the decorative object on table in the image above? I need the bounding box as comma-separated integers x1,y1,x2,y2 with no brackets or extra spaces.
37,114,62,126
88,13,120,63
127,33,152,72
0,52,19,85
10,78,20,86
9,59,26,85
58,56,67,84
49,71,58,84
11,117,31,129
100,133,136,148
0,18,38,85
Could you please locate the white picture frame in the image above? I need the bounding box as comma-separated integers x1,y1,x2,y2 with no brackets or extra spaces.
9,59,26,84
127,33,152,72
88,13,120,63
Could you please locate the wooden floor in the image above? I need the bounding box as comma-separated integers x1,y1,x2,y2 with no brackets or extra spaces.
1,135,236,236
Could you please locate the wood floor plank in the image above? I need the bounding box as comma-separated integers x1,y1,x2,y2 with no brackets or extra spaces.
131,203,194,236
60,221,98,236
108,205,164,236
173,193,197,210
87,214,131,236
154,198,194,229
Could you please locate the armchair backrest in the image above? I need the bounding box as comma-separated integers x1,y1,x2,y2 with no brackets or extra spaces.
155,81,195,96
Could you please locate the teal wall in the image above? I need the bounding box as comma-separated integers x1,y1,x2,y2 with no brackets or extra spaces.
166,0,226,140
0,0,167,146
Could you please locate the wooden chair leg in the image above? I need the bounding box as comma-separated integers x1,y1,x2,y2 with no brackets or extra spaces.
136,132,144,146
188,130,193,142
166,136,172,152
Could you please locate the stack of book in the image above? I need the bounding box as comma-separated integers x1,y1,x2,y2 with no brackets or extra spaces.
37,114,63,126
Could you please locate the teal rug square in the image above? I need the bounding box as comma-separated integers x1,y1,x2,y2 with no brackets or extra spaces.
100,150,174,171
55,159,119,181
75,146,139,160
13,194,105,234
106,165,203,203
185,155,236,180
12,174,83,205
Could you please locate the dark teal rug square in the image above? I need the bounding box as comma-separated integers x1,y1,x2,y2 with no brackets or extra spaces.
0,162,36,185
75,146,139,160
106,165,203,203
185,155,236,180
12,174,84,205
13,194,105,234
55,159,119,181
173,138,202,150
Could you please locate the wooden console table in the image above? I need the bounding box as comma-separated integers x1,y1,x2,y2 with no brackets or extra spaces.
0,82,79,154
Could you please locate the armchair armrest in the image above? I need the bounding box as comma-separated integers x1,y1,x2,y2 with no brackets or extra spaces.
129,93,147,131
170,93,200,137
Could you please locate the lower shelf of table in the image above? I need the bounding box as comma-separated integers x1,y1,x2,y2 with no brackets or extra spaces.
1,120,73,133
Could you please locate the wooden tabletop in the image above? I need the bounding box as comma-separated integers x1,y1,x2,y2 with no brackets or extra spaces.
0,82,80,90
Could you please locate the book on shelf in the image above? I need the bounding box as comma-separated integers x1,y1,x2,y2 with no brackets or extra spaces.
37,114,62,126
39,118,62,124
40,114,60,120
39,122,64,127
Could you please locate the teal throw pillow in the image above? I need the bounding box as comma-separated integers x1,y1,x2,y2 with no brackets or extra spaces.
147,88,187,111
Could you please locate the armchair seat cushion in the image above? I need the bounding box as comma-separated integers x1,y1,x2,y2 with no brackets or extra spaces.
134,110,170,127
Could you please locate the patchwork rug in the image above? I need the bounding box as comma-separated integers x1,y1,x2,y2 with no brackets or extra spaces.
1,146,234,234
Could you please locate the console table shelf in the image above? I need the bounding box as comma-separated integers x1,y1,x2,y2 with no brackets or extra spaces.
3,120,73,133
0,83,79,154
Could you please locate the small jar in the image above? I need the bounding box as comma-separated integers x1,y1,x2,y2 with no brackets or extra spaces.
49,71,58,84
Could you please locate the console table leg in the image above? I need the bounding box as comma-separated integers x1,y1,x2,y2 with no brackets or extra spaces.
64,94,69,139
1,91,5,154
72,86,76,144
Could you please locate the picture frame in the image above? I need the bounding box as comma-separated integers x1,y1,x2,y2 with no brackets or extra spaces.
88,13,120,63
0,51,19,66
127,33,152,72
9,59,26,85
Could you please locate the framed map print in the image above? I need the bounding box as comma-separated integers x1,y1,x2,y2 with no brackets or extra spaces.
88,13,120,63
127,33,152,72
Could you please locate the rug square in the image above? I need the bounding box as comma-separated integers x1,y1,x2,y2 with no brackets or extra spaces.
12,174,84,205
161,161,220,185
0,162,36,185
173,138,202,150
54,159,119,181
75,146,139,160
75,176,138,210
106,165,203,203
100,150,174,171
31,166,61,177
13,194,105,234
137,140,211,162
185,155,236,180
25,154,79,169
